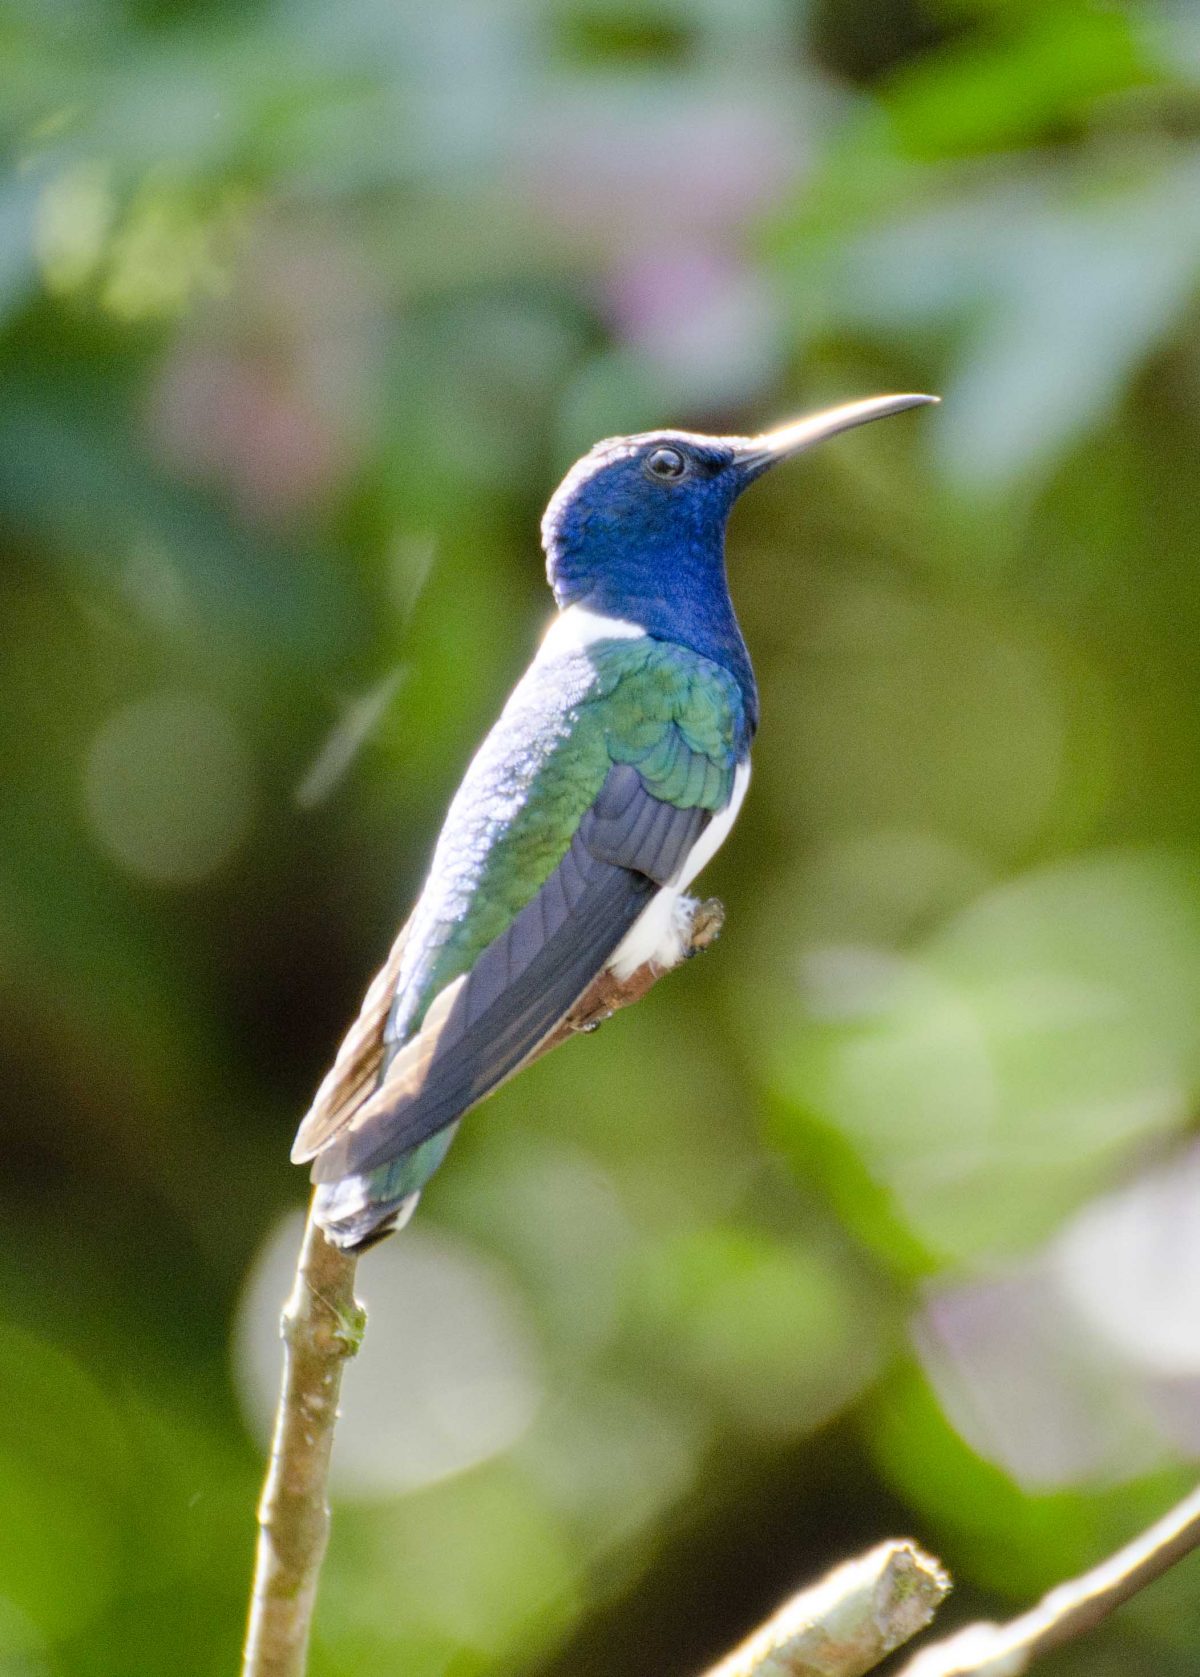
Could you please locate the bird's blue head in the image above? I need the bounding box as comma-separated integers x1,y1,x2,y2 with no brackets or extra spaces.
540,395,935,703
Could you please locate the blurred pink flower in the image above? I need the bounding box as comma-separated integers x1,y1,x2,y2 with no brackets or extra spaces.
603,241,779,391
515,92,806,240
150,345,347,525
147,220,383,525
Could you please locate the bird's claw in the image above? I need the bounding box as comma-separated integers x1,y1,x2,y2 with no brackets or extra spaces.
684,896,724,955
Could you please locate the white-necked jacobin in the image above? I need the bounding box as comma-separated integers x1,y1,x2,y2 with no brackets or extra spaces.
295,394,937,1249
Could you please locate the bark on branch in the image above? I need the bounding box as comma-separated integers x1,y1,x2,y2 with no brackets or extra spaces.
695,1476,1200,1677
240,895,726,1677
700,1540,951,1677
241,1215,363,1677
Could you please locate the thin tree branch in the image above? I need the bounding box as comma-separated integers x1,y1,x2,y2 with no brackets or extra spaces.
701,1540,951,1677
242,1214,363,1677
241,895,726,1677
242,882,1200,1677
894,1480,1200,1677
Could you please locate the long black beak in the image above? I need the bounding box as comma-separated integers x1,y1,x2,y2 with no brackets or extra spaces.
734,393,938,480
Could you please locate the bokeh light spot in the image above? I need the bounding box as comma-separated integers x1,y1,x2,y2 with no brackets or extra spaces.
640,1228,887,1437
0,1325,124,1641
1056,1142,1200,1379
35,161,115,295
0,1597,52,1677
916,1265,1164,1489
83,692,254,885
236,1213,543,1497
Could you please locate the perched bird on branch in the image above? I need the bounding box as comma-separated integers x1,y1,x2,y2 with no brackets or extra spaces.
293,395,936,1249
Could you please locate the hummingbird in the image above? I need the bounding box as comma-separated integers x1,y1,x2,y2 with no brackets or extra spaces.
294,394,936,1249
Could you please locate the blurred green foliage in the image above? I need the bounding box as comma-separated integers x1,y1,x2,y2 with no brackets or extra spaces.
4,0,1200,1673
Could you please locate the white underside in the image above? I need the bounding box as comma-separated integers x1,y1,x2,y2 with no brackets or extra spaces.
609,758,750,980
539,602,644,654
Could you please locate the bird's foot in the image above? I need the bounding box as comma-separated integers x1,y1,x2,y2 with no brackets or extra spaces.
681,895,724,955
533,896,727,1063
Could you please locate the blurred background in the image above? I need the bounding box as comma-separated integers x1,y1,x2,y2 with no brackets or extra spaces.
4,0,1200,1672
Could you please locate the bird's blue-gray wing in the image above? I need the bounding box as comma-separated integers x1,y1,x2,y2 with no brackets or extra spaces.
293,636,746,1198
306,764,708,1182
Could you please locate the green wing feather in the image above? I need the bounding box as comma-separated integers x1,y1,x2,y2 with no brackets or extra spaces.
293,632,744,1168
411,634,743,1015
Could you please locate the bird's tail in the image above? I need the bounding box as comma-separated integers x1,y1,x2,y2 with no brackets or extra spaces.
313,1175,420,1250
310,1122,460,1251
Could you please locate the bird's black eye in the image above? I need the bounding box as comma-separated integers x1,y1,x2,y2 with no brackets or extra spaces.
645,445,687,481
